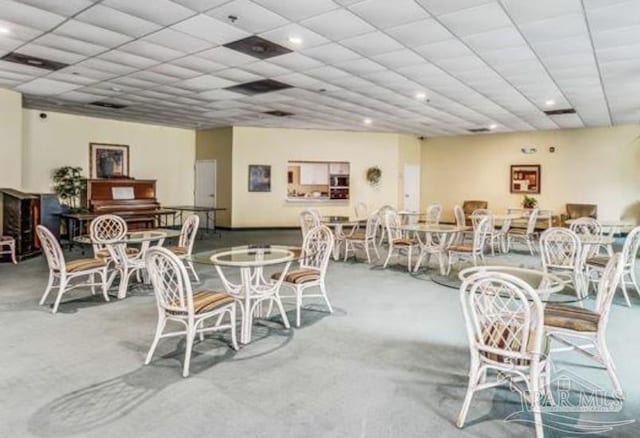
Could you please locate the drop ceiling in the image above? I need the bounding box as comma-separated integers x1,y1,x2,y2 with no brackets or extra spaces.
0,0,638,136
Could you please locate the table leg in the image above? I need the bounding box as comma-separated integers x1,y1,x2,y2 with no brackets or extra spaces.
240,268,253,344
332,224,343,260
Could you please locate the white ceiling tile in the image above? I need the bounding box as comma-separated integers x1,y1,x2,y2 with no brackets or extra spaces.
463,27,528,51
518,13,588,43
102,0,195,25
501,0,582,24
207,0,289,33
143,29,212,54
414,38,474,60
198,88,244,100
304,65,350,81
17,0,95,16
75,5,161,37
197,46,256,67
172,55,226,73
16,78,80,95
0,0,66,31
172,14,250,45
54,90,105,103
120,40,183,61
74,58,136,75
438,2,511,37
98,50,159,69
385,18,453,47
260,24,330,50
180,75,237,91
301,43,360,63
301,9,374,40
586,0,640,33
19,43,87,64
54,19,133,47
416,0,493,16
252,0,339,21
371,49,426,69
31,33,107,57
336,58,386,75
128,70,180,84
169,0,230,12
215,67,262,82
147,63,202,79
350,0,430,28
341,31,404,56
267,53,323,71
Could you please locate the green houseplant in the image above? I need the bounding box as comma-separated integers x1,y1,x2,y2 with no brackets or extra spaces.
522,195,538,209
52,166,87,211
366,166,382,186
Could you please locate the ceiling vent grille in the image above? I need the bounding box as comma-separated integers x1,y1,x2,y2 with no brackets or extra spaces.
263,110,294,117
89,101,127,109
225,79,293,95
468,127,490,133
1,52,68,71
544,108,576,116
224,36,292,60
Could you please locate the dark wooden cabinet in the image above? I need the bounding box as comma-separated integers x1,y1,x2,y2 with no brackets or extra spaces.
1,189,61,261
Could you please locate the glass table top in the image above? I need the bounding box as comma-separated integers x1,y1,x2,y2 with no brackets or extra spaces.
73,228,182,245
320,216,359,224
189,245,307,267
399,224,469,233
431,264,585,303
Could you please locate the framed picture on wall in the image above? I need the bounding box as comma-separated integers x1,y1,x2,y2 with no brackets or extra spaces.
90,143,130,178
510,164,540,194
248,164,271,192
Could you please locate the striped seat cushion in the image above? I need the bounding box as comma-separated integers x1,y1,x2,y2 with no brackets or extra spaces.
508,228,528,235
271,268,320,284
393,238,418,246
0,235,14,242
95,247,139,258
448,244,473,252
586,256,610,267
168,289,234,315
347,231,367,241
65,258,107,272
544,303,599,332
480,322,549,366
166,245,188,255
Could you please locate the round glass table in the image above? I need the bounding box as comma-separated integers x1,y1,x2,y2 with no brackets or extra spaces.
189,245,308,344
73,228,182,246
432,265,585,303
320,216,360,260
398,224,469,274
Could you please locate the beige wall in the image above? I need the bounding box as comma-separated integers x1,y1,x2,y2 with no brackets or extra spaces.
22,109,195,206
231,127,404,227
195,127,233,227
0,89,23,189
421,124,640,223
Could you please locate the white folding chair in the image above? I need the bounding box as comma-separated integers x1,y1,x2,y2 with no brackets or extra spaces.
36,225,108,313
144,246,237,377
458,271,550,438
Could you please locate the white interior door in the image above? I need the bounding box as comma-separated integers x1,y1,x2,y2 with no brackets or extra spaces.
194,160,216,227
403,164,420,213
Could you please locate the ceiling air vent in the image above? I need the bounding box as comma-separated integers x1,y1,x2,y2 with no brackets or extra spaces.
89,101,127,109
468,127,490,133
263,110,294,117
1,52,68,71
226,79,293,96
544,108,576,116
224,36,292,60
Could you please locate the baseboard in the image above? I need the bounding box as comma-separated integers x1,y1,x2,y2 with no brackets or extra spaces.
214,226,300,231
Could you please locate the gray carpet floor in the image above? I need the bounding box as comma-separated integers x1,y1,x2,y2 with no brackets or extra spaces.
1,229,639,437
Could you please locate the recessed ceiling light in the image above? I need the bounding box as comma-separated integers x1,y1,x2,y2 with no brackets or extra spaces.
415,92,427,100
363,118,372,125
545,99,556,106
489,123,498,130
111,86,122,92
0,27,10,34
288,36,303,45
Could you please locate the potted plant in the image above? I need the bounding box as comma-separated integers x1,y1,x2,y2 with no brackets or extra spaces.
52,166,87,212
366,166,382,186
522,195,538,209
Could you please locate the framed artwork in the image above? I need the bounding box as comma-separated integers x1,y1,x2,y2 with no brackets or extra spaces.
248,164,271,192
510,164,540,194
90,143,129,178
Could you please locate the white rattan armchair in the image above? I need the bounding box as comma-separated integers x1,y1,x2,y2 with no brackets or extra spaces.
458,271,550,438
507,208,539,255
383,209,420,271
167,214,200,283
144,246,237,377
275,225,335,327
544,253,625,398
36,225,109,313
90,215,135,260
539,227,585,300
0,235,17,264
586,225,640,307
569,217,610,257
343,211,380,263
425,204,442,225
446,216,491,274
299,209,320,240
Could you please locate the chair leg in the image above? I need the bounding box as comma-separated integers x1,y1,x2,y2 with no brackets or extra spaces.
364,242,371,264
182,324,196,377
456,363,481,428
344,241,350,262
229,305,238,350
527,237,535,256
100,269,110,302
320,281,333,314
10,243,17,264
274,293,290,329
90,273,96,295
597,335,624,399
620,273,631,307
630,269,640,297
187,261,200,283
40,273,55,305
528,367,545,438
407,247,412,272
145,316,166,365
295,288,302,328
51,278,67,313
383,246,393,268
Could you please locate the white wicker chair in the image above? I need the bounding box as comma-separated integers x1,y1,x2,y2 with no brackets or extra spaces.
36,225,109,313
490,216,512,255
453,204,467,245
446,216,491,274
544,253,625,398
458,271,550,438
569,217,610,257
586,225,640,307
274,225,335,327
166,214,200,283
144,246,237,377
376,204,396,247
90,215,134,260
383,209,420,271
343,211,380,264
507,208,539,255
354,201,368,218
300,209,320,240
539,227,585,299
0,235,17,264
425,204,442,225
